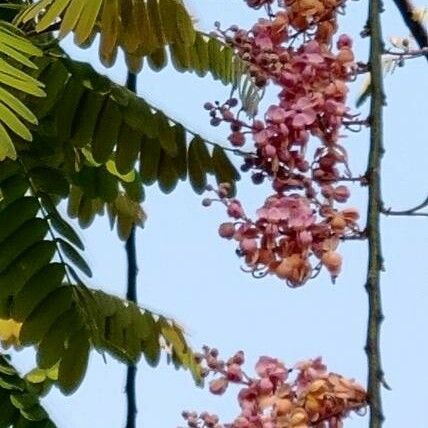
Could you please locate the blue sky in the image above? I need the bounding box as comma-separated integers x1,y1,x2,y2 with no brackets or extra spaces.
11,1,428,427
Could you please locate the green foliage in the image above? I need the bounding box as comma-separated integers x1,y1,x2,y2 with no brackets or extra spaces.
16,0,194,72
0,0,247,412
0,160,201,394
74,286,202,382
0,21,44,160
15,0,245,81
168,32,244,85
0,354,56,427
22,50,240,237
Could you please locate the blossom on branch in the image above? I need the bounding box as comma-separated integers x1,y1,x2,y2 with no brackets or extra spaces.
181,348,367,428
204,0,363,286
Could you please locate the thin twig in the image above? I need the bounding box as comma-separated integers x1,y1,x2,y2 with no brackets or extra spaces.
125,72,139,428
381,195,428,217
341,230,367,241
365,2,388,427
385,47,428,58
392,0,428,62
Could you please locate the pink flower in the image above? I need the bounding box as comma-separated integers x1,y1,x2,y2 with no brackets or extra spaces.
183,350,366,428
333,185,350,203
204,0,360,286
263,144,277,158
281,197,314,228
227,200,245,219
254,127,274,146
229,131,246,147
337,34,353,49
219,222,236,239
324,99,347,117
255,32,273,50
258,377,274,394
227,363,244,382
240,238,258,253
257,206,286,222
301,50,324,65
285,98,317,128
298,230,313,246
266,105,287,123
255,356,287,383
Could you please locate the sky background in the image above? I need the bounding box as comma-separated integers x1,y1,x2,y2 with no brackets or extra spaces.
10,1,428,427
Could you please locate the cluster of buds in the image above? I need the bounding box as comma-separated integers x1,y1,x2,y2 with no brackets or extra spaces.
181,347,367,428
204,0,364,286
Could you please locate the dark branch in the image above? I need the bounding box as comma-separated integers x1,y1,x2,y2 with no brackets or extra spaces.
125,72,139,428
365,1,388,427
392,0,428,62
381,195,428,217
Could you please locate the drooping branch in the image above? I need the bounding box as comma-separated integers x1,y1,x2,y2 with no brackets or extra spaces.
392,0,428,62
381,195,428,217
365,1,389,427
125,72,139,428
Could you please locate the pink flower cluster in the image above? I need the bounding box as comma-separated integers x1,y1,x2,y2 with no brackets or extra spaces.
181,348,367,428
204,0,362,286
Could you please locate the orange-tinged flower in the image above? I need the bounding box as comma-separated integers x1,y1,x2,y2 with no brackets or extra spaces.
290,408,309,426
342,208,360,224
308,378,327,394
300,0,325,16
321,250,342,276
316,21,337,43
274,254,312,285
330,215,347,232
271,12,290,44
275,398,293,415
337,48,355,65
183,349,367,428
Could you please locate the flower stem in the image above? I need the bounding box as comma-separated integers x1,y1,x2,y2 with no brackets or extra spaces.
365,1,387,427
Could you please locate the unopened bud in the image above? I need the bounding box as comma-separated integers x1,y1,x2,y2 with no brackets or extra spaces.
209,377,228,395
218,222,235,239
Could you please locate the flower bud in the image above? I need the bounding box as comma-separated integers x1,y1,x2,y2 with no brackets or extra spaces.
228,131,246,147
209,377,229,395
321,251,342,277
226,363,243,382
218,222,235,239
333,185,350,203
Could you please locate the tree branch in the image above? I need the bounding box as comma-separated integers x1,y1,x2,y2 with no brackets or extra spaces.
125,72,138,428
365,1,388,427
381,195,428,217
392,0,428,62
